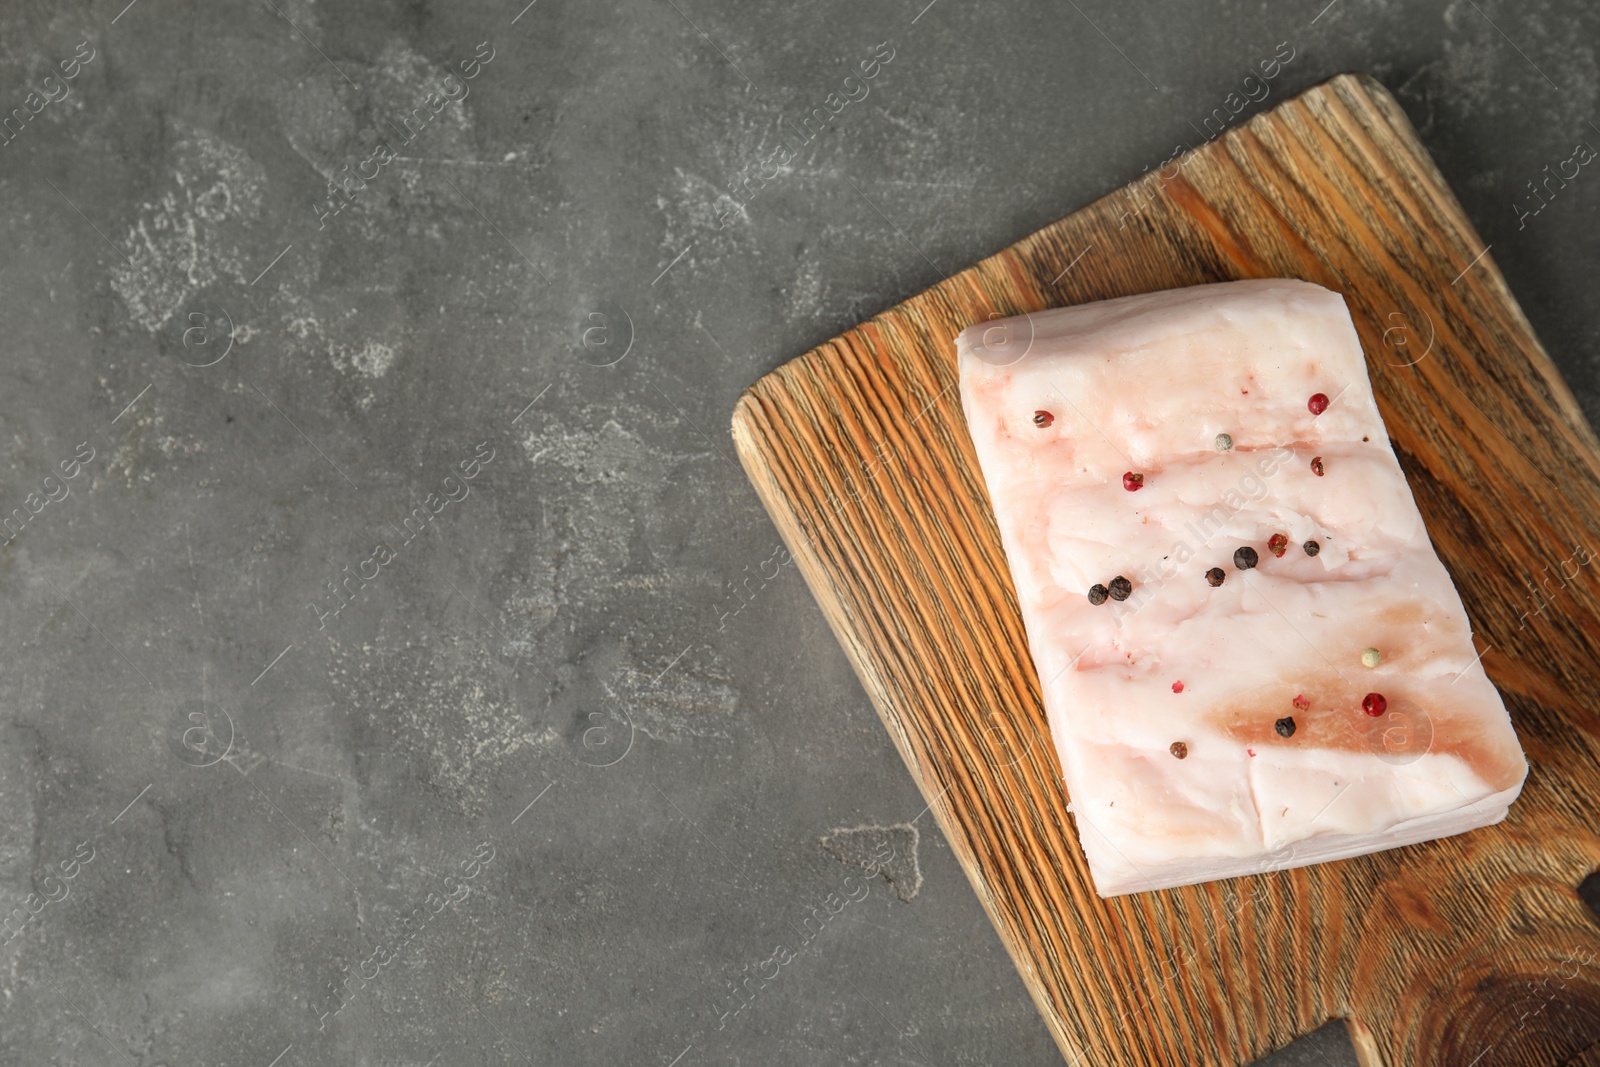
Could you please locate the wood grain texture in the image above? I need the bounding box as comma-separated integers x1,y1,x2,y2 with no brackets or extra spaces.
731,74,1600,1066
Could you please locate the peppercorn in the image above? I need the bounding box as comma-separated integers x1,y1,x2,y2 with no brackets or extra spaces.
1362,693,1387,716
1303,540,1321,557
1087,584,1109,606
1122,471,1144,492
1311,455,1325,477
1361,647,1382,668
1268,533,1288,558
1274,716,1296,738
1107,575,1133,601
1172,681,1184,694
1033,410,1053,428
1205,567,1225,587
1308,392,1329,415
1292,694,1310,711
1215,433,1233,452
1234,546,1259,570
1170,741,1188,760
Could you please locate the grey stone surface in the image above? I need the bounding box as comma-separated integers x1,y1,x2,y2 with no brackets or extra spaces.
0,0,1592,1064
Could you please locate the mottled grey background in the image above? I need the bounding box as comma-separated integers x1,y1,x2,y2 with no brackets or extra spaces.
0,0,1593,1064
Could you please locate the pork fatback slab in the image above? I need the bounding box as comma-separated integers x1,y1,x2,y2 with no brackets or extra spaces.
956,278,1527,897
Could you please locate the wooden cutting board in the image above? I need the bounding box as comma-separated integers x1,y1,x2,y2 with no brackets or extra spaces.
731,74,1600,1066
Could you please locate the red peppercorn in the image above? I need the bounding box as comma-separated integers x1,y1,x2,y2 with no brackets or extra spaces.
1268,533,1288,558
1033,410,1053,428
1293,694,1309,711
1362,693,1387,716
1308,392,1329,415
1310,455,1325,477
1123,471,1144,491
1172,681,1184,694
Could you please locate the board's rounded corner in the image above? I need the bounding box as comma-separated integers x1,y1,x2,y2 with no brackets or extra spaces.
1321,70,1386,95
729,386,761,431
729,388,758,442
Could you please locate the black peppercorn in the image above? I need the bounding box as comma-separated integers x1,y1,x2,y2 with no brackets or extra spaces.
1107,575,1133,602
1205,567,1225,587
1087,584,1109,605
1303,540,1321,557
1233,546,1259,570
1274,716,1296,738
